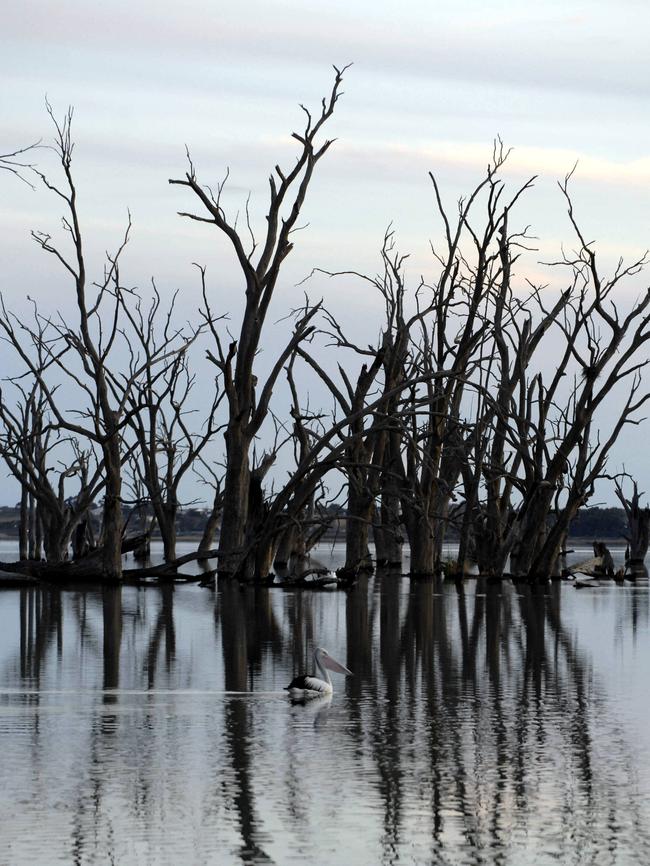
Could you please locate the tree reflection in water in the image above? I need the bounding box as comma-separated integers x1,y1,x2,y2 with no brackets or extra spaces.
1,572,650,864
218,581,278,863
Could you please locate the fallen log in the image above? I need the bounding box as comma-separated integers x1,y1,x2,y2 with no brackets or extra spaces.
122,568,218,586
274,564,361,589
0,575,42,588
277,575,340,589
0,559,67,579
569,555,602,576
0,544,222,584
278,567,339,588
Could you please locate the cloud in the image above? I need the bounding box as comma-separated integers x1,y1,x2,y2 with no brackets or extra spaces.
323,136,650,190
3,0,650,102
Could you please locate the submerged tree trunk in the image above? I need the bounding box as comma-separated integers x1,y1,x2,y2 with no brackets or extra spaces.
34,504,43,561
171,70,347,584
373,433,403,569
155,501,177,564
163,508,177,564
273,524,298,570
40,511,69,564
218,429,251,577
528,500,583,580
72,519,89,560
274,521,311,573
510,486,554,577
253,540,276,583
19,482,28,561
234,468,272,582
343,485,374,575
373,491,403,568
28,492,37,560
199,489,222,556
406,513,436,577
100,430,123,581
616,481,650,574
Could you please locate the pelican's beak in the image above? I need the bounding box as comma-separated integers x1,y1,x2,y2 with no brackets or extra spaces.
323,654,353,676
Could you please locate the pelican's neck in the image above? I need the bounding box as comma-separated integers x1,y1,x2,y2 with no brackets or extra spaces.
314,653,332,687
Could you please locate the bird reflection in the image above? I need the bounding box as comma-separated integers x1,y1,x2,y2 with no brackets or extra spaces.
289,693,332,728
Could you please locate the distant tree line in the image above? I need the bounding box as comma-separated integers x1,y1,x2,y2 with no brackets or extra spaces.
568,508,628,540
0,504,634,541
1,68,649,583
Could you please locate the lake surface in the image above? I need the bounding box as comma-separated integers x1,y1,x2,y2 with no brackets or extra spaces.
1,541,649,865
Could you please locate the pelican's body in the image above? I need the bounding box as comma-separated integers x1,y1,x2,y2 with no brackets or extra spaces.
286,647,352,697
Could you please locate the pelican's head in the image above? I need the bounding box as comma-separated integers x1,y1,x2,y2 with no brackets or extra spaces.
315,647,353,676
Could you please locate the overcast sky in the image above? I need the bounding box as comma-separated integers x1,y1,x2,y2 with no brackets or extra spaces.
1,0,650,506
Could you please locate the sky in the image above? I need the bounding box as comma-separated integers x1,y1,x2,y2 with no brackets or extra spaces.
1,0,650,507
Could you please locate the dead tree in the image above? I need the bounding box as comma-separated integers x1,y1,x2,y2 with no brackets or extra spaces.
2,106,193,579
2,107,129,579
431,162,650,581
298,230,423,575
508,174,650,579
237,355,438,582
392,145,535,576
272,356,330,572
0,144,38,185
458,231,574,577
615,478,650,573
297,333,384,576
124,288,220,562
0,343,106,564
196,473,224,557
169,65,349,578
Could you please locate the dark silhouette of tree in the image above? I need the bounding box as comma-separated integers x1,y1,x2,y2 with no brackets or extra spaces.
616,477,650,574
169,65,350,579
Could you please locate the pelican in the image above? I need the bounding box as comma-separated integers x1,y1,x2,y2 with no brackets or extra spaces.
286,647,353,696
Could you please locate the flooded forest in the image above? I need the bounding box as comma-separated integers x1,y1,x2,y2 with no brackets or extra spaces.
0,67,649,587
2,66,650,866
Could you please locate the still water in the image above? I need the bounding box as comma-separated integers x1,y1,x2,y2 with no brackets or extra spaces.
1,542,649,865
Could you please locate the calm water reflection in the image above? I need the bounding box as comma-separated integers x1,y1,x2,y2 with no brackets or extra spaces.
1,543,650,865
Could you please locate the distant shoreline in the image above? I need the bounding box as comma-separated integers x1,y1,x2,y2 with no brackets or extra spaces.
0,533,629,547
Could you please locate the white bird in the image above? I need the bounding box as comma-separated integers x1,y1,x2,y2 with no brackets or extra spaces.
285,647,353,696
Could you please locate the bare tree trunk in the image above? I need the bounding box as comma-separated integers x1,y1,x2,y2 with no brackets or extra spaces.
41,511,68,564
72,519,88,560
407,513,436,577
274,522,310,572
343,484,374,574
199,489,222,555
236,469,276,582
100,432,123,581
28,492,36,559
160,503,177,564
173,69,347,583
273,525,297,569
19,481,28,561
529,505,579,580
373,489,403,568
510,487,553,576
616,480,650,573
254,541,276,583
455,501,475,577
373,428,404,568
218,428,251,576
34,504,43,560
